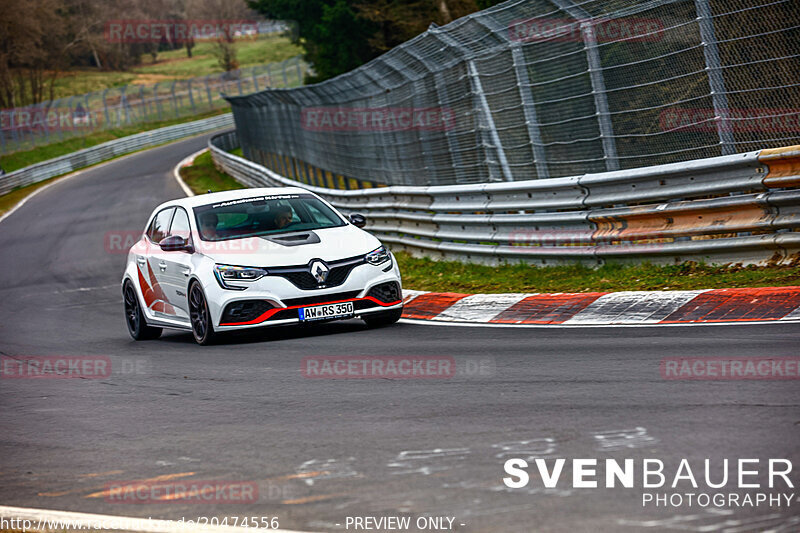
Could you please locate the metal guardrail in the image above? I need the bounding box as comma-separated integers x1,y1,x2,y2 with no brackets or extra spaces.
210,131,800,266
0,114,233,196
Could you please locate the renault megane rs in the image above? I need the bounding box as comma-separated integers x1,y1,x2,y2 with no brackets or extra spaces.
121,187,403,344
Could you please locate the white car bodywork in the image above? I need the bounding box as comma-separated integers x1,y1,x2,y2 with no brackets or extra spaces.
121,187,402,342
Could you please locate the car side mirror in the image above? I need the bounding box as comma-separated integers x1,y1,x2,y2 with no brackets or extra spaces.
159,235,194,253
349,213,367,228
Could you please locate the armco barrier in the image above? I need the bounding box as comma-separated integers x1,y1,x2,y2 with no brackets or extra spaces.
0,114,233,196
209,131,800,266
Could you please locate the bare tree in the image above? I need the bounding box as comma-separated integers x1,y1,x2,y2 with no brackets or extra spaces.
0,0,68,107
186,0,257,71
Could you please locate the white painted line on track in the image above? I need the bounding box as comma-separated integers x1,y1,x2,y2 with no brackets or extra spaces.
0,505,315,533
172,149,207,197
398,317,800,328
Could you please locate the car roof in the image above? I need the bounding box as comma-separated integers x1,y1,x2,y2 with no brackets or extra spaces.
153,187,314,212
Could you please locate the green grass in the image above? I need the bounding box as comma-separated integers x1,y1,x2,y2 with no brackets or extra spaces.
395,252,800,293
48,35,302,100
179,150,244,195
0,108,228,172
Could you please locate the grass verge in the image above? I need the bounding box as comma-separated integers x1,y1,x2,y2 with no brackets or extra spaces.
396,253,800,293
179,150,244,195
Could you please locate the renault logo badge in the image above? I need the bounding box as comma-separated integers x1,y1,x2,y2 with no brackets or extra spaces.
310,260,329,284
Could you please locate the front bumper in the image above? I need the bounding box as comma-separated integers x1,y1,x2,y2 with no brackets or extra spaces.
204,255,403,331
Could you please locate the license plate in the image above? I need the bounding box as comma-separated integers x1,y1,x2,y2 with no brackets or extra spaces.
299,301,354,321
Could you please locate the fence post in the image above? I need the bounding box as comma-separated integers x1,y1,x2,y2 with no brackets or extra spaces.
467,60,514,182
695,0,735,155
205,75,214,108
154,82,164,121
171,80,179,118
187,79,196,113
102,88,111,126
511,45,549,179
252,67,259,92
295,57,302,85
581,22,619,171
282,60,289,86
0,112,5,153
139,85,146,120
121,86,130,124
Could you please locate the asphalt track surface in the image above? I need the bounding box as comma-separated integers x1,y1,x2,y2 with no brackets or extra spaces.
1,133,799,533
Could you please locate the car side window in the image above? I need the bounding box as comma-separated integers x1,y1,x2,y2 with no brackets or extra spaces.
169,208,191,241
148,208,174,243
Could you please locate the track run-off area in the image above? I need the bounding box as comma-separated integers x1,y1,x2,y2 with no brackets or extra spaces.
0,133,798,533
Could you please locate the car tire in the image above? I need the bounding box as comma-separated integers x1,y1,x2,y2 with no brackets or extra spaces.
189,282,216,345
363,307,403,328
123,281,162,340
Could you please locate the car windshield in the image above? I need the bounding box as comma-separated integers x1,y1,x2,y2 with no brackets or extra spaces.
193,193,345,241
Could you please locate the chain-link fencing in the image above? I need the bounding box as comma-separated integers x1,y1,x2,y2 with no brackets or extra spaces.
1,56,304,155
225,0,799,187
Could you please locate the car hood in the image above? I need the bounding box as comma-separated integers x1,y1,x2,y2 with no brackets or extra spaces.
195,224,382,267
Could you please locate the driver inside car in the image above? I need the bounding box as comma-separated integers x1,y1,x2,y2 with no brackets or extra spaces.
273,205,293,229
199,212,219,239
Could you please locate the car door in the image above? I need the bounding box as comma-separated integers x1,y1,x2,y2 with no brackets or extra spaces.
160,206,193,321
142,207,176,318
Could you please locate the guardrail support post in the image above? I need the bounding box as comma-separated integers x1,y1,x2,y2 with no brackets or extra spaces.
695,0,735,155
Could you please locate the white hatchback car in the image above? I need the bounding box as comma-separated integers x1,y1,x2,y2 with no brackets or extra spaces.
121,187,403,344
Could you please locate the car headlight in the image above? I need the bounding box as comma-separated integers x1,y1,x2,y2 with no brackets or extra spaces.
214,264,268,290
365,246,391,266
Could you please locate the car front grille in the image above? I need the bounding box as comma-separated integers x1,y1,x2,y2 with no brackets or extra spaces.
268,255,366,290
